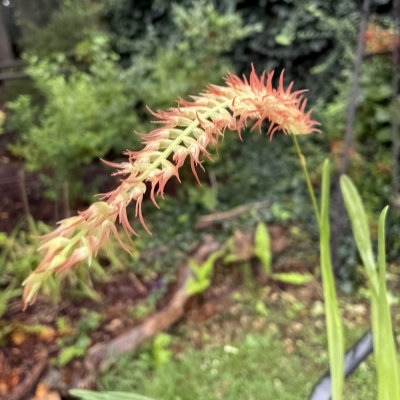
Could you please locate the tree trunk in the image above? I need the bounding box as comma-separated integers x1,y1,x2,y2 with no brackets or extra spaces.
0,5,15,63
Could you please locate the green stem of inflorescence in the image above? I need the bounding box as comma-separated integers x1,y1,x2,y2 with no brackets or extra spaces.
291,134,321,227
138,100,233,181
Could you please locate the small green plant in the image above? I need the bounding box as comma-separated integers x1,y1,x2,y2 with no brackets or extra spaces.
152,333,172,369
186,251,223,296
0,219,59,310
55,309,101,367
254,222,271,275
254,221,314,285
0,217,116,311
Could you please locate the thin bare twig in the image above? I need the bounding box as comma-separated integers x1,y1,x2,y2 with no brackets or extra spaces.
17,169,31,219
340,0,371,175
331,0,371,271
62,181,70,218
195,200,269,229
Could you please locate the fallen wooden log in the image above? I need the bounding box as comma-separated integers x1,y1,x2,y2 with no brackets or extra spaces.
6,349,48,400
195,200,269,229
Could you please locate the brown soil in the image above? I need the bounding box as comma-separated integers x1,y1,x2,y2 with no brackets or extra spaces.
0,271,151,399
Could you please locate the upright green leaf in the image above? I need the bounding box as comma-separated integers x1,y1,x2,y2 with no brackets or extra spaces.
340,175,380,366
341,176,400,400
320,159,344,400
340,175,378,293
254,222,271,275
186,251,222,295
377,206,400,400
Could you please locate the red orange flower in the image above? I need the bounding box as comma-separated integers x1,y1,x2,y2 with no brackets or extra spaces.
23,64,320,308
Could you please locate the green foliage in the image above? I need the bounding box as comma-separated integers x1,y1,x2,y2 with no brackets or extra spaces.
0,219,57,307
0,285,19,319
152,333,172,368
184,185,218,212
212,132,315,226
254,222,271,275
57,335,91,367
320,58,396,146
0,111,5,134
7,36,138,199
127,296,158,320
254,299,269,316
122,1,259,110
341,176,400,400
0,217,118,310
6,1,257,202
19,0,103,60
99,326,375,400
320,159,344,400
230,0,362,102
187,251,222,296
56,309,101,366
316,52,400,266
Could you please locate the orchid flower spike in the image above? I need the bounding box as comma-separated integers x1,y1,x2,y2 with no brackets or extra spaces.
23,64,320,308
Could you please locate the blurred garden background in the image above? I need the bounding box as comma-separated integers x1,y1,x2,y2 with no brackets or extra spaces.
0,0,400,399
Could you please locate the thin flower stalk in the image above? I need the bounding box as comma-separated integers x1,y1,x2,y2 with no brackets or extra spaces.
23,64,320,308
291,134,321,226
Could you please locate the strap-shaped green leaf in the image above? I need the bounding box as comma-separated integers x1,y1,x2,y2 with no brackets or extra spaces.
340,175,378,293
320,159,344,400
69,389,156,400
377,207,400,400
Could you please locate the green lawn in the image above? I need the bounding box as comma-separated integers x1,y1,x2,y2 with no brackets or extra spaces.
99,290,376,400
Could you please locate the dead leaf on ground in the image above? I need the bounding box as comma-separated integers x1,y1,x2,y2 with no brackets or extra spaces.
29,382,61,400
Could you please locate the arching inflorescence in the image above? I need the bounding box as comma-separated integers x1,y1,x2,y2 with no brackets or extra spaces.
23,64,320,308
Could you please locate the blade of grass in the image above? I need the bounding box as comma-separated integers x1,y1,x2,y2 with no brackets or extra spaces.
69,389,156,400
320,159,344,400
377,206,400,400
